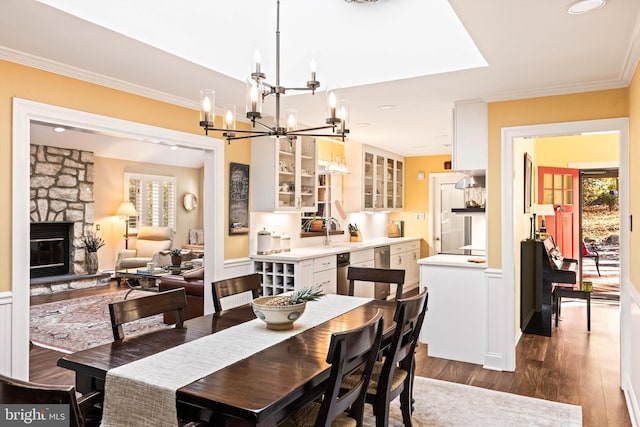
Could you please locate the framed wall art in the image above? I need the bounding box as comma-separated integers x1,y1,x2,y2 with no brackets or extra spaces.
524,152,533,214
229,162,249,235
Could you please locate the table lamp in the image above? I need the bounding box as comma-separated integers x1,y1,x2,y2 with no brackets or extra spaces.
116,202,138,249
536,204,556,240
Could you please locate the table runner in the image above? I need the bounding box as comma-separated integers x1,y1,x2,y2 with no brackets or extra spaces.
100,294,371,427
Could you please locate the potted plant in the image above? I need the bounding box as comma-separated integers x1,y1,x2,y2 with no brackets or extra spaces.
170,248,183,266
82,232,105,274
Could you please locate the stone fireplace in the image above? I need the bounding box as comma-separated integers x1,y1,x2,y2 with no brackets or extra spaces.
30,144,95,279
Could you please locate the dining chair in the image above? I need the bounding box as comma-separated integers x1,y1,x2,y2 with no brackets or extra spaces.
108,287,187,341
342,289,429,427
347,266,405,301
0,373,102,427
211,273,262,312
280,310,384,427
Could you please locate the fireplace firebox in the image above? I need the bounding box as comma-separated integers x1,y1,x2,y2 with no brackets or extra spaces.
30,222,73,278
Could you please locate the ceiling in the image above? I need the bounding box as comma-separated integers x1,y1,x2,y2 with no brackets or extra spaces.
2,0,640,160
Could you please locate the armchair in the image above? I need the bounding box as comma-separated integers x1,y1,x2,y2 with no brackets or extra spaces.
115,226,173,272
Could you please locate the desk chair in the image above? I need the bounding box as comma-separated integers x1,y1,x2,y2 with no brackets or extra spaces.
280,310,383,427
347,267,405,301
108,288,187,341
212,273,261,312
0,373,102,427
343,290,429,427
581,240,601,276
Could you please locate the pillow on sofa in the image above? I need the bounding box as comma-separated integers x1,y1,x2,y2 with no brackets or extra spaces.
182,267,204,279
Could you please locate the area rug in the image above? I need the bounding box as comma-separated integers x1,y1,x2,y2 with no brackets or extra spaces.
30,290,169,353
361,376,582,426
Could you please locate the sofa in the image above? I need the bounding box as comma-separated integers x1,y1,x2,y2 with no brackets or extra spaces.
158,269,205,324
115,226,173,270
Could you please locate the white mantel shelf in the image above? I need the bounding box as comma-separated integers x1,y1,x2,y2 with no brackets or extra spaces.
250,237,420,262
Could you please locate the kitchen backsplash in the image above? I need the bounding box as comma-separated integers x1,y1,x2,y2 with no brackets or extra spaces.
249,211,390,254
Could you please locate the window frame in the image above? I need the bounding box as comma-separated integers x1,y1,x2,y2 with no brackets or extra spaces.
124,172,177,232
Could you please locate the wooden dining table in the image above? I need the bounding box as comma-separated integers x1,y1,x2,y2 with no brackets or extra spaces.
57,297,397,426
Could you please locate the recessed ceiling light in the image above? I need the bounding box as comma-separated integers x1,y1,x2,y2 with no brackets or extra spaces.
377,105,396,110
355,122,371,127
53,127,65,133
567,0,605,15
170,145,178,151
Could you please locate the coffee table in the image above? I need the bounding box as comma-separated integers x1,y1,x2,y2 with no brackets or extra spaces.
116,268,170,299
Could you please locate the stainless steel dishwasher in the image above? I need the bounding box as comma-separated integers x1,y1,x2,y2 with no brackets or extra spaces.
374,246,391,300
336,252,351,295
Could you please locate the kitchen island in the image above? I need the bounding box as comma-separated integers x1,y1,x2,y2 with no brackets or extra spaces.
250,237,420,296
419,254,487,365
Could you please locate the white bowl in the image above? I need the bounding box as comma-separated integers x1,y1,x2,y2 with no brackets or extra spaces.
251,296,306,330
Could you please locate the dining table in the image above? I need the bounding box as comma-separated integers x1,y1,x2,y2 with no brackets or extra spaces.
57,294,398,427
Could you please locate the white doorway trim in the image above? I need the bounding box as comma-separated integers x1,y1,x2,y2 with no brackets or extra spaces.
11,98,224,380
501,118,629,376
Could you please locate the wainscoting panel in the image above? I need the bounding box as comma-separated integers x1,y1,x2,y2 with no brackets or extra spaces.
625,286,640,426
484,268,511,371
0,292,12,376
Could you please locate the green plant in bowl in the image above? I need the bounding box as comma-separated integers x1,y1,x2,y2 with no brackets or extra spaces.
252,286,324,330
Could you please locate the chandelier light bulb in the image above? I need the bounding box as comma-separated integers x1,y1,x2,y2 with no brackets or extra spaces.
254,49,262,74
199,89,215,126
225,110,234,127
286,109,297,131
250,83,259,112
329,92,337,119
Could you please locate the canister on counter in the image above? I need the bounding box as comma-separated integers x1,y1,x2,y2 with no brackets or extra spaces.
257,228,272,255
281,234,291,252
271,232,281,253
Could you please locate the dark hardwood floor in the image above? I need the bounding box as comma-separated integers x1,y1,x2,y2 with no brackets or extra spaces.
29,284,630,426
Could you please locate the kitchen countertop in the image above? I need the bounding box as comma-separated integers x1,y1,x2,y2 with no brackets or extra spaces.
418,254,487,269
250,237,420,262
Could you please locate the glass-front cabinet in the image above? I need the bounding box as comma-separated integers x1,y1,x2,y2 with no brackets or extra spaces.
252,137,317,212
344,143,404,212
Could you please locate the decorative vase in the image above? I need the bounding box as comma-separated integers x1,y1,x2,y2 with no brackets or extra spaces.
86,251,98,274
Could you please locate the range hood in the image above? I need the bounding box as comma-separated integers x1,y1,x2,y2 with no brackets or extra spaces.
453,174,486,212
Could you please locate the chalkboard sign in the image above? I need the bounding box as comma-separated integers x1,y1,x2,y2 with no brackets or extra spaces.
229,162,249,235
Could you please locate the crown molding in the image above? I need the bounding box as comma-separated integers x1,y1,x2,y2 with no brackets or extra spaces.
484,78,628,103
620,13,640,84
0,45,199,111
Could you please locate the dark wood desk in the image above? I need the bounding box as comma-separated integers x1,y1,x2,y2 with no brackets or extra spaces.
58,299,397,426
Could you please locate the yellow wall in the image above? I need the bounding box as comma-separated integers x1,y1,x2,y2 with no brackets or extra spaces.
389,154,452,257
317,138,345,162
535,133,619,167
629,65,640,292
1,60,250,292
487,89,629,268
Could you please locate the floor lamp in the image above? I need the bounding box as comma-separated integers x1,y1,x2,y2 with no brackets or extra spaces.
116,202,138,249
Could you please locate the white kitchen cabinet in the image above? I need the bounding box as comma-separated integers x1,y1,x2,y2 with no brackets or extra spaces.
253,255,335,296
390,240,420,296
419,255,486,365
452,100,487,172
344,143,404,212
251,136,317,212
390,240,420,291
313,255,337,294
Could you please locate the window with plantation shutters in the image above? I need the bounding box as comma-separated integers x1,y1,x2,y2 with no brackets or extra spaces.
124,173,177,232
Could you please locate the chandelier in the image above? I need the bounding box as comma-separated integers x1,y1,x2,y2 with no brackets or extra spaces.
199,0,350,143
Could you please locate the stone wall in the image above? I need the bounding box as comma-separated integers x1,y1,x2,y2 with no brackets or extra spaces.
30,144,95,274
